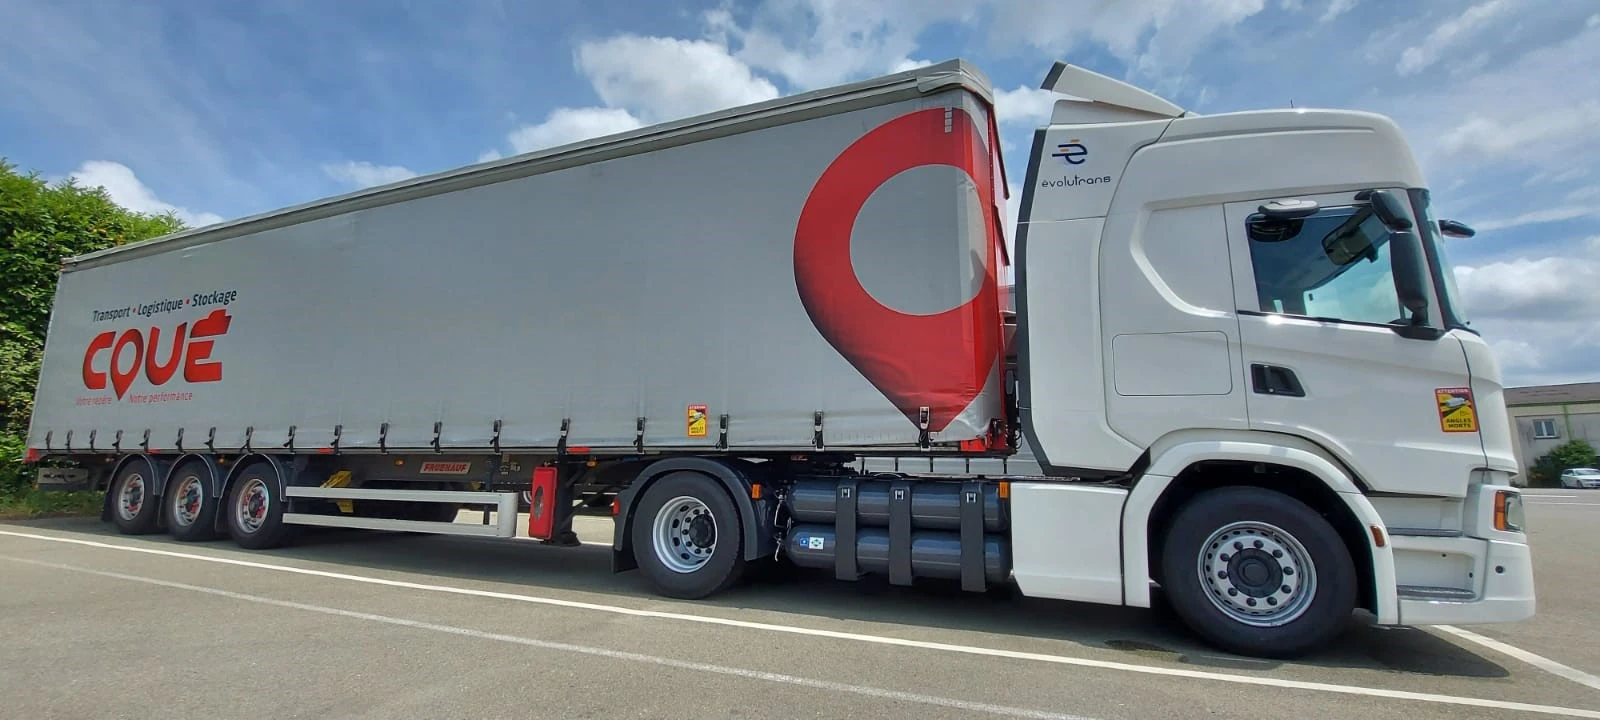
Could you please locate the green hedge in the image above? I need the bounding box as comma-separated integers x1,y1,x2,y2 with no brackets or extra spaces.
0,159,185,498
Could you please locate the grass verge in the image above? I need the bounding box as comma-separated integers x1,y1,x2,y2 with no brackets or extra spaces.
0,489,105,520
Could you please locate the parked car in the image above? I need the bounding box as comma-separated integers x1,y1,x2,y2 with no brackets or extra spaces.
1560,468,1600,489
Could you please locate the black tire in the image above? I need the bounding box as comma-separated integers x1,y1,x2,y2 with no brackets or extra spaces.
630,471,746,599
1159,486,1356,659
226,463,292,550
108,460,162,535
162,463,220,542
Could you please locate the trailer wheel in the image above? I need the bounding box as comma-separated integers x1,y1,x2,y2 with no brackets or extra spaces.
1159,486,1355,659
631,471,746,599
162,464,219,542
109,461,161,535
227,464,291,550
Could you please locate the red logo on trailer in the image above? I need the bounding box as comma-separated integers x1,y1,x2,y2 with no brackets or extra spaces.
81,308,233,399
792,106,1006,433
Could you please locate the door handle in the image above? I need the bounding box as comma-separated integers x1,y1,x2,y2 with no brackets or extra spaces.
1251,364,1305,397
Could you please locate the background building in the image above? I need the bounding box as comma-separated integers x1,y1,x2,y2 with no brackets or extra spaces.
1505,382,1600,483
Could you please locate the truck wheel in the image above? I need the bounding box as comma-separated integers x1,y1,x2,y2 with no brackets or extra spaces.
227,464,291,550
162,464,219,542
1159,486,1355,659
630,471,746,599
109,461,162,535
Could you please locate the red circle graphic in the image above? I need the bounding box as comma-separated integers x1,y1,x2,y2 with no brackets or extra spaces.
793,106,1003,434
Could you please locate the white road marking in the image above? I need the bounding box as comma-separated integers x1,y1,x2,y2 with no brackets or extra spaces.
1525,502,1600,507
1436,625,1600,693
1530,495,1580,499
3,556,1087,720
3,528,1600,718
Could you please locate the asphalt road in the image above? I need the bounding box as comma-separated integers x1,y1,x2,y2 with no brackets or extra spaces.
1,488,1597,719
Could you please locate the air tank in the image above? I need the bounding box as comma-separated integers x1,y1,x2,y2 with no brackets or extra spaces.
783,524,1010,585
784,478,1007,532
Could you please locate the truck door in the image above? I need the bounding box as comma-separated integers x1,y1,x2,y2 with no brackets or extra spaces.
1223,190,1484,496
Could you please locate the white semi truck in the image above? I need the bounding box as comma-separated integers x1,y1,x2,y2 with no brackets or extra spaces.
22,59,1534,658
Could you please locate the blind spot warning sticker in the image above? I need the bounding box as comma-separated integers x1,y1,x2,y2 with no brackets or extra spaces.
1436,387,1479,433
687,404,708,438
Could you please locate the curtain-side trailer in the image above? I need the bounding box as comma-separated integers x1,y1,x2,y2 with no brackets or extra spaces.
22,59,1535,658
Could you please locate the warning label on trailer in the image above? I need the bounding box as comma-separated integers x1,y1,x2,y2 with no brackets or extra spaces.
1435,387,1479,433
687,405,708,438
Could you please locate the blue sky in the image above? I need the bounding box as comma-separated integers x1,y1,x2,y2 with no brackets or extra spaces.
3,0,1596,387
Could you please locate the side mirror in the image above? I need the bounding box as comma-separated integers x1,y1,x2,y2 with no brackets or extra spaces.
1439,219,1476,238
1361,189,1414,231
1389,229,1430,322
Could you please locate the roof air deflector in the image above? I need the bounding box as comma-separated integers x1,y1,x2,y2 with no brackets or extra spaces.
1039,62,1186,119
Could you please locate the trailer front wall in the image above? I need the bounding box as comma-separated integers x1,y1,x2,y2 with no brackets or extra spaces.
28,88,1008,457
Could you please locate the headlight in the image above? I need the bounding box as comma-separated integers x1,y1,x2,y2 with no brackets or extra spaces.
1495,490,1525,533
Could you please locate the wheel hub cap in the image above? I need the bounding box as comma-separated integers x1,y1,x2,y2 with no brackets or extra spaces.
652,496,717,574
118,475,145,520
1199,521,1316,628
174,477,203,526
236,479,270,533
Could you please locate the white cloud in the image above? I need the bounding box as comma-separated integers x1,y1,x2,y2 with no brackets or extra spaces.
1320,0,1357,22
1474,205,1600,232
1489,338,1544,376
67,160,224,228
1455,255,1599,321
1525,166,1590,187
990,0,1269,81
890,58,934,73
1454,249,1600,386
1397,0,1515,76
1394,21,1600,226
993,86,1058,128
321,160,418,189
476,149,503,163
1565,185,1600,203
710,0,976,90
507,107,644,154
1434,101,1600,165
490,30,782,158
713,0,1268,90
575,34,780,123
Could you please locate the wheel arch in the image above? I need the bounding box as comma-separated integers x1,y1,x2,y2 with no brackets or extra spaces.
163,454,226,500
102,454,171,522
215,454,293,535
611,456,775,572
1120,431,1397,624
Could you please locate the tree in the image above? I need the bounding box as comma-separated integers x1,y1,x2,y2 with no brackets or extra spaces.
0,158,186,495
1531,439,1599,487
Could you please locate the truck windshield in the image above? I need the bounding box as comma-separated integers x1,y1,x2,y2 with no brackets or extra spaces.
1408,188,1472,331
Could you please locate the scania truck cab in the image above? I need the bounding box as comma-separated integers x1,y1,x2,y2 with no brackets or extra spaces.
1003,64,1532,654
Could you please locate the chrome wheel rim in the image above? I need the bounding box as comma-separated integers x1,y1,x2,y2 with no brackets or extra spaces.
1198,520,1317,628
116,473,146,521
234,478,270,534
172,475,204,527
652,496,716,573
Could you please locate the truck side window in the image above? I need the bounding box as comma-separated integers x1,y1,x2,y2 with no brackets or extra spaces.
1244,205,1404,325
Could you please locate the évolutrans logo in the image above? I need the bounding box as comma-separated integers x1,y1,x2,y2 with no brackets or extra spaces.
1042,138,1113,189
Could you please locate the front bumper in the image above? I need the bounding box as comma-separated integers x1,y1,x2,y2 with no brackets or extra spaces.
1393,535,1535,626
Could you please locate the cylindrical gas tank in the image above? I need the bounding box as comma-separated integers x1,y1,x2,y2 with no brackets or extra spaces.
783,524,1009,585
785,479,1007,532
